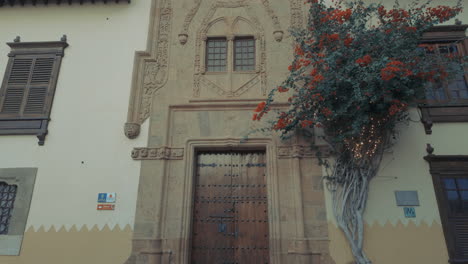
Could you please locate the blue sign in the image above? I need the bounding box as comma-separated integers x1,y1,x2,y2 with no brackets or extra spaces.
404,207,416,218
97,193,116,203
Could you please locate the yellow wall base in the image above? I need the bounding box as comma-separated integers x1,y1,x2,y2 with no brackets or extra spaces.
0,225,132,264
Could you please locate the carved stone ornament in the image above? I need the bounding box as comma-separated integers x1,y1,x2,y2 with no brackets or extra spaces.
273,30,284,42
124,0,172,139
131,146,184,160
290,0,304,29
124,122,141,139
180,0,284,44
278,145,330,159
178,33,188,45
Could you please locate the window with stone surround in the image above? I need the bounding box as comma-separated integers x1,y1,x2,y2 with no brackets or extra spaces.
205,35,256,73
0,168,36,256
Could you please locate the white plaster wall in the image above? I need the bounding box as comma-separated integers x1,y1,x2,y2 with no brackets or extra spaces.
0,2,151,231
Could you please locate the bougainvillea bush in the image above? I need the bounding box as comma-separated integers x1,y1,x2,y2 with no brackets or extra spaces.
253,0,464,263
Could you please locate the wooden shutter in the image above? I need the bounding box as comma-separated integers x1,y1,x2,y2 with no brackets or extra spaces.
24,57,55,115
452,218,468,259
425,156,468,263
0,56,56,117
0,58,32,114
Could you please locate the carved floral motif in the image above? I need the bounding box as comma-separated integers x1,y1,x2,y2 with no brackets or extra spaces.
132,147,184,160
277,145,330,159
290,0,304,29
140,2,173,123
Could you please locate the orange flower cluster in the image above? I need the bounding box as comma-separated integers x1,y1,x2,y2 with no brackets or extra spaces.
425,6,462,23
380,60,413,81
295,45,305,56
404,26,417,32
308,68,326,88
288,58,313,71
321,107,333,117
378,6,410,23
321,9,352,24
278,86,289,93
344,37,353,47
388,99,408,116
312,93,325,101
273,114,292,130
301,120,314,128
356,55,372,67
318,33,341,48
252,101,267,121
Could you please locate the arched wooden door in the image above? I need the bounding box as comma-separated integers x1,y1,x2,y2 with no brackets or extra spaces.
191,151,270,264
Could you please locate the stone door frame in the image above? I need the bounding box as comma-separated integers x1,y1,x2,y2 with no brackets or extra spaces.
179,138,281,264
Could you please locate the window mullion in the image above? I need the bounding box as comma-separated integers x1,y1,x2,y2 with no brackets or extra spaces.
19,58,36,116
227,35,234,73
227,35,234,95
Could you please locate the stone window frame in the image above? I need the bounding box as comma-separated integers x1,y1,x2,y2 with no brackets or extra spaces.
419,24,468,134
0,168,37,256
202,34,259,75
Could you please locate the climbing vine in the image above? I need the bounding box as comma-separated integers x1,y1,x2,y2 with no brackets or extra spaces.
253,0,464,263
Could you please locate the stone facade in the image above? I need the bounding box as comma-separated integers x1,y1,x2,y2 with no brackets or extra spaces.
124,0,334,263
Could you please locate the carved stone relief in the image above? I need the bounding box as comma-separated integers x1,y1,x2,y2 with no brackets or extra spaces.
140,4,172,123
290,0,304,29
124,0,172,138
131,146,184,160
179,0,283,44
277,145,330,159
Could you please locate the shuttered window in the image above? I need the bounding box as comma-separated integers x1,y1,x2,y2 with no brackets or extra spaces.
425,155,468,263
0,39,68,145
1,56,55,116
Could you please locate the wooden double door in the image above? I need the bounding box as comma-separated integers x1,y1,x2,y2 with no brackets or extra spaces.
191,151,270,264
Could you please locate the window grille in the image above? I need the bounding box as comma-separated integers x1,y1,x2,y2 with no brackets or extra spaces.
0,182,17,235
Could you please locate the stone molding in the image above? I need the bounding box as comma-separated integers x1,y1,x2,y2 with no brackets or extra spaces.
277,144,330,159
124,0,172,138
179,0,283,44
289,0,304,30
131,147,184,160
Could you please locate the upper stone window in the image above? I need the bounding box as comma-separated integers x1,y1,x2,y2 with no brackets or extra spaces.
234,37,255,71
206,38,228,72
